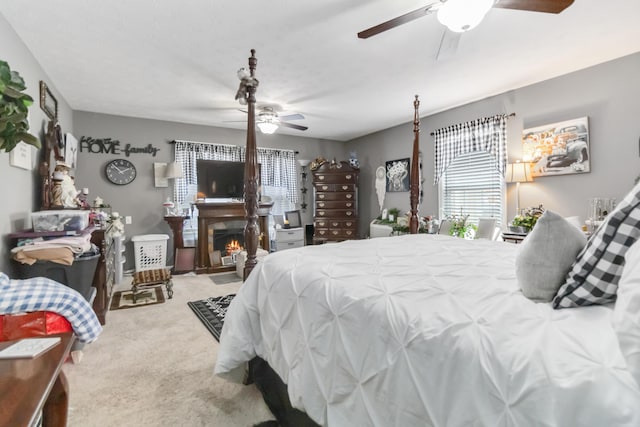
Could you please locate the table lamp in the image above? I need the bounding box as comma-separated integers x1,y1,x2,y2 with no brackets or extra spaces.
505,161,533,215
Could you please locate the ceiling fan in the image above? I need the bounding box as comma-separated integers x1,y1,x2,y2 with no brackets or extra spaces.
225,106,308,134
357,0,575,38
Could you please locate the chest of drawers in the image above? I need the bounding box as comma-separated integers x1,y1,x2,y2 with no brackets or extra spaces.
312,160,359,243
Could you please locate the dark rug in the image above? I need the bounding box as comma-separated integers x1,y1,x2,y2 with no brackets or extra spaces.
209,272,242,285
110,287,165,310
187,294,235,341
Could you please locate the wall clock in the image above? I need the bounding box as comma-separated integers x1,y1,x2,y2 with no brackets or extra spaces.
105,158,137,185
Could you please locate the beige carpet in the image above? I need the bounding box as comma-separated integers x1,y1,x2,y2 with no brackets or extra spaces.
63,273,273,427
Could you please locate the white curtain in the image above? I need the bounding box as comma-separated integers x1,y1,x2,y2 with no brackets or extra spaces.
433,114,508,184
172,140,298,208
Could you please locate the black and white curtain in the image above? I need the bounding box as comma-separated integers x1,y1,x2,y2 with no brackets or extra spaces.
433,114,508,184
172,140,298,208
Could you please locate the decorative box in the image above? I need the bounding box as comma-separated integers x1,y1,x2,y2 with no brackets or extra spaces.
31,210,90,232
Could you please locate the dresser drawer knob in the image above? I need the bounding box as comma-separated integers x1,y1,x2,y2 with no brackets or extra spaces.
346,203,352,207
346,222,353,227
346,194,352,199
319,212,325,216
331,222,339,227
318,202,325,208
332,231,339,235
318,194,325,199
322,185,329,190
346,231,352,235
318,230,326,235
346,175,352,180
346,211,352,216
342,185,348,190
319,175,325,180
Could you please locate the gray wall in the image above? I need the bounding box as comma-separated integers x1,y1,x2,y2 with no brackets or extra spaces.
73,112,346,268
350,52,640,238
0,14,74,273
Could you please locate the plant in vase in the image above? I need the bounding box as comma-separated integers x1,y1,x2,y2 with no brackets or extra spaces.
448,214,477,239
510,205,545,233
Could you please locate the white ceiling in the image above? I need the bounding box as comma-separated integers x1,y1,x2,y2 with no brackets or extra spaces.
2,0,640,142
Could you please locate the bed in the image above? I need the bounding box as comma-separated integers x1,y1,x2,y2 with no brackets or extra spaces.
215,50,640,426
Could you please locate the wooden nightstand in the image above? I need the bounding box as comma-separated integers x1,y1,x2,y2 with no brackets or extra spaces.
502,232,527,244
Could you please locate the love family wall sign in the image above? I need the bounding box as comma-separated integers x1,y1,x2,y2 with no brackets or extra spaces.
79,136,161,157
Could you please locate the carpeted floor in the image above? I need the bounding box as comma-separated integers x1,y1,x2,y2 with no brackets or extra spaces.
62,273,274,426
188,294,235,341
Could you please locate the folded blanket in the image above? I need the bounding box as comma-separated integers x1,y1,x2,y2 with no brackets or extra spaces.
0,272,102,343
12,247,75,265
11,233,92,254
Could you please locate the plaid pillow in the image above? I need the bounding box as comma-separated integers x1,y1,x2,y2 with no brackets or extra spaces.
553,183,640,308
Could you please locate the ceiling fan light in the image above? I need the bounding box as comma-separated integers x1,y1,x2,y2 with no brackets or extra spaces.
257,121,278,134
437,0,494,32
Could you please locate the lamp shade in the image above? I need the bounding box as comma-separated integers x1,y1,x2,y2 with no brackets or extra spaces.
505,161,533,183
437,0,494,32
165,161,184,179
297,159,311,167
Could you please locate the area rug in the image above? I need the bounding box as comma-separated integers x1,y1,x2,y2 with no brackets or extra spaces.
187,294,236,341
110,287,165,310
209,272,241,285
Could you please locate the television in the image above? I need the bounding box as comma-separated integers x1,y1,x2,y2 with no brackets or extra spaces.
196,159,259,200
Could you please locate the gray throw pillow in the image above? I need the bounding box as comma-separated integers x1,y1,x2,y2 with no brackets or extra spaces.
516,210,587,302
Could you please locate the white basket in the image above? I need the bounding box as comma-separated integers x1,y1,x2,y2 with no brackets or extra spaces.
131,234,169,272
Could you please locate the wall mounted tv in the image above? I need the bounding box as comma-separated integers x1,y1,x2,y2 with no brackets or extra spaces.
196,159,259,200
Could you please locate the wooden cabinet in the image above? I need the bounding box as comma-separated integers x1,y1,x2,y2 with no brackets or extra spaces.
91,228,116,325
312,160,359,242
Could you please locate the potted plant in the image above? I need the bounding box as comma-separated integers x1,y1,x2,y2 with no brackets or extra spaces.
0,60,40,152
510,205,545,233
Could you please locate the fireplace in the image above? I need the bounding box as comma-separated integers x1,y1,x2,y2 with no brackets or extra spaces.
195,201,271,274
208,219,245,265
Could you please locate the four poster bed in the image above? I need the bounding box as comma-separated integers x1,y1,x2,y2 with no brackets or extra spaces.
215,50,640,426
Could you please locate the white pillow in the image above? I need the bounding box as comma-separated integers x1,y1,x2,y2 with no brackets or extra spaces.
612,241,640,387
516,210,587,302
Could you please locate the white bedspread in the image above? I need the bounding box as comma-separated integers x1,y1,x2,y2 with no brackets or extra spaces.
215,234,640,426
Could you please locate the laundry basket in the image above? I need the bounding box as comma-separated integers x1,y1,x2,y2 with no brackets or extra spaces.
131,234,169,272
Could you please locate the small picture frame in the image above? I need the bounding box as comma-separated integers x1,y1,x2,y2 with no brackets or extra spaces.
39,81,58,120
210,250,222,266
221,255,234,266
284,210,302,229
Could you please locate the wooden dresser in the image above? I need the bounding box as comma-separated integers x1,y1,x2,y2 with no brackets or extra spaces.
312,160,359,242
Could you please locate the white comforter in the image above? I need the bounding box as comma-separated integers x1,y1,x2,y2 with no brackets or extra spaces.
215,234,640,426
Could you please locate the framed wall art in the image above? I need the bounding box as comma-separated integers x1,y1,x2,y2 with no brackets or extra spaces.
522,117,590,177
64,133,78,169
39,81,58,120
9,141,32,170
385,158,410,192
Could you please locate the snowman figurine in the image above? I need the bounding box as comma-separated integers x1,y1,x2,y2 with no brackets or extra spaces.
348,151,359,168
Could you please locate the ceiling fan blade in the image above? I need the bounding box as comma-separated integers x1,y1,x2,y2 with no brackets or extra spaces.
493,0,574,14
222,120,247,123
279,113,305,121
279,122,308,131
435,29,461,61
357,2,440,39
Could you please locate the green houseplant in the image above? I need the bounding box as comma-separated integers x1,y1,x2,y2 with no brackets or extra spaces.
511,205,545,233
0,60,40,152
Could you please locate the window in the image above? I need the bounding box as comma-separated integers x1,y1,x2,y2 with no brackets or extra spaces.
439,151,505,226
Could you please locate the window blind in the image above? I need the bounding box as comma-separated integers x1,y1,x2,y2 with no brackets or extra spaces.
440,151,504,226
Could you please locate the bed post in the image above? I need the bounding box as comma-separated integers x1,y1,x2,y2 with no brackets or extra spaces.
409,95,420,234
238,49,260,281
